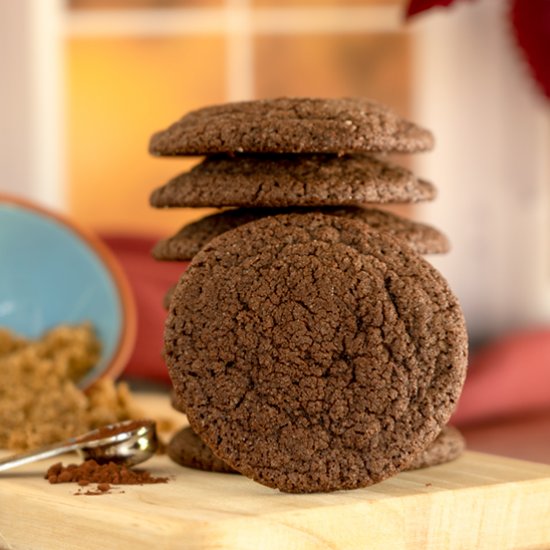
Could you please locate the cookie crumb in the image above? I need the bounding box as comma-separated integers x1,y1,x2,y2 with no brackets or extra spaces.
46,459,169,496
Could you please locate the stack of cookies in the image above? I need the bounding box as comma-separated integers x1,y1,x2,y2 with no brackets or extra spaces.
148,98,468,493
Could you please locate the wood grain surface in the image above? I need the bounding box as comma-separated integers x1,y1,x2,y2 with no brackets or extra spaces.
1,394,550,550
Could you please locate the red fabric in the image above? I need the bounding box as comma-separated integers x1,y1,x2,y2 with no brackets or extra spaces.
510,0,550,100
101,234,188,385
452,328,550,426
406,0,550,101
405,0,460,18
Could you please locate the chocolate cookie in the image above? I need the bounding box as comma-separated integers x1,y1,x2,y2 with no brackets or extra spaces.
165,213,468,493
166,425,464,475
149,154,436,209
406,426,465,470
163,284,176,311
170,387,185,412
149,97,434,155
167,426,237,474
152,206,449,261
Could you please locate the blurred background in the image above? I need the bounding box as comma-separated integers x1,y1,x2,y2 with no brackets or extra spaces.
1,0,549,461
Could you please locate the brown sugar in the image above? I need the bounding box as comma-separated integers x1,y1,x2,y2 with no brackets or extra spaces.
0,324,144,451
45,459,169,495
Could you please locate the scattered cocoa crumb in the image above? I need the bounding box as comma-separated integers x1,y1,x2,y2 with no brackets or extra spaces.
75,488,125,496
46,459,168,496
425,483,432,487
77,490,104,496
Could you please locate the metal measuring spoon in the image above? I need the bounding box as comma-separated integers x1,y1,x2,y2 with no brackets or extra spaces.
0,419,158,473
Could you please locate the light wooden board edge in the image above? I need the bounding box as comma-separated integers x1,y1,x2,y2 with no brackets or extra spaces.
2,393,550,550
1,451,550,550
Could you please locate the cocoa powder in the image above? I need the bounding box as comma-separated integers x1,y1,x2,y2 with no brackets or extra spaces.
45,459,168,493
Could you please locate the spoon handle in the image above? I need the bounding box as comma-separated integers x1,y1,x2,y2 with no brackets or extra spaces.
0,440,79,473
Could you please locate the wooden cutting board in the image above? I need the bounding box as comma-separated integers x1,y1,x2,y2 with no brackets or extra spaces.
1,394,550,550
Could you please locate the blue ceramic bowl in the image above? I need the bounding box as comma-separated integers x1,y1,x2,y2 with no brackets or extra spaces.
0,194,136,388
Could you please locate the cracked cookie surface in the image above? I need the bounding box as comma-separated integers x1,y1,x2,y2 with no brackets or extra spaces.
165,213,467,493
149,97,434,155
149,154,435,209
152,206,449,261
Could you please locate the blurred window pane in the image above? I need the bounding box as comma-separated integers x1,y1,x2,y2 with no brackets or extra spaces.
68,0,223,9
255,32,410,118
67,36,225,234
